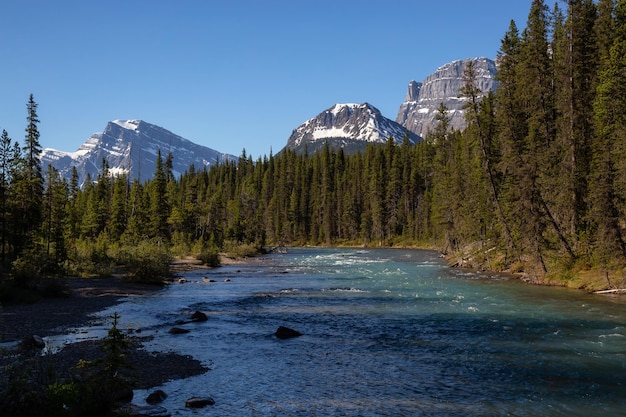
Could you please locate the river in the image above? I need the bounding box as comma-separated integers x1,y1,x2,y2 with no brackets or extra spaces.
75,247,626,416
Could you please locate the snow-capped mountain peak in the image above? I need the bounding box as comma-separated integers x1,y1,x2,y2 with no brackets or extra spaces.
285,102,421,155
41,120,236,185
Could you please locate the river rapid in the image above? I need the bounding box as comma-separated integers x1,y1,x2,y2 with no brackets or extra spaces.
77,248,625,416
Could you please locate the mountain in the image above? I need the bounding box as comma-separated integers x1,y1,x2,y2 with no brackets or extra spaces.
41,120,235,184
284,103,421,155
396,57,498,137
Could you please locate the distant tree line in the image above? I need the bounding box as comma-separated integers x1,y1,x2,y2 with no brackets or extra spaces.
1,0,626,285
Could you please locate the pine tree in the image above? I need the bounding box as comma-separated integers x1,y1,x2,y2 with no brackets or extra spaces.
588,0,626,266
552,0,598,245
429,103,461,252
150,149,170,240
109,175,129,240
65,166,80,235
461,62,514,252
385,137,402,239
11,94,45,259
0,130,19,265
164,151,175,182
24,94,43,193
42,164,68,269
512,0,575,271
595,0,616,65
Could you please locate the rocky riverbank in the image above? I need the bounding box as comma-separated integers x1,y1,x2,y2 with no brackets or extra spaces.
0,276,209,391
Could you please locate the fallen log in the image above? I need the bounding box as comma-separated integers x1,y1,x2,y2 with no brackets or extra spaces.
593,288,626,295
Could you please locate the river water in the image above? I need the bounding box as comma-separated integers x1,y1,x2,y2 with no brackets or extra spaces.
83,248,625,416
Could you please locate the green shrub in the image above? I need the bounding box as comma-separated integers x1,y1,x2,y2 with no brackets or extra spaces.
11,248,45,286
196,249,221,267
223,241,261,259
118,241,171,283
67,238,112,277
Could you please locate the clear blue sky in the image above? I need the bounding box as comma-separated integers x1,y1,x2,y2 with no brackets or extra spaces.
0,1,533,159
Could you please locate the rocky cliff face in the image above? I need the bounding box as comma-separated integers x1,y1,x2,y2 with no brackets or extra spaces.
396,57,498,137
284,103,421,155
41,120,235,185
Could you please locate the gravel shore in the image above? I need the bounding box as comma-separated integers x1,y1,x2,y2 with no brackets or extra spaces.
0,277,209,390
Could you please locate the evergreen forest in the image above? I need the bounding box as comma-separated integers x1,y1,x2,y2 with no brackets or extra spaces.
2,0,626,290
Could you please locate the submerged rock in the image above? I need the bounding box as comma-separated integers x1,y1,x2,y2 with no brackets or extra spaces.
185,396,215,408
275,326,302,339
168,327,190,334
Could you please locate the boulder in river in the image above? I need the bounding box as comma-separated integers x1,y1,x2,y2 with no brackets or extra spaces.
191,311,208,322
275,326,302,339
185,396,215,408
168,327,190,334
146,389,168,404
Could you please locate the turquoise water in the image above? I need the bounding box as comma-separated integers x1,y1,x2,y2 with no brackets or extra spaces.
96,248,625,416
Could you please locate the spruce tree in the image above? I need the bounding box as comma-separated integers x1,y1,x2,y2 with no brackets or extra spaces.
588,0,626,266
12,94,44,260
0,130,18,264
552,0,598,244
461,62,514,252
109,175,129,240
595,0,616,65
150,149,170,240
42,164,68,269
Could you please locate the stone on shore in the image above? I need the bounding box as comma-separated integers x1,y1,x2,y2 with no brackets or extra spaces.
168,327,190,334
275,326,302,339
31,334,46,348
20,334,46,350
185,396,215,408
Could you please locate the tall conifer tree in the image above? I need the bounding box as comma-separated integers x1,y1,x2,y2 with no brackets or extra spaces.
588,0,626,265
